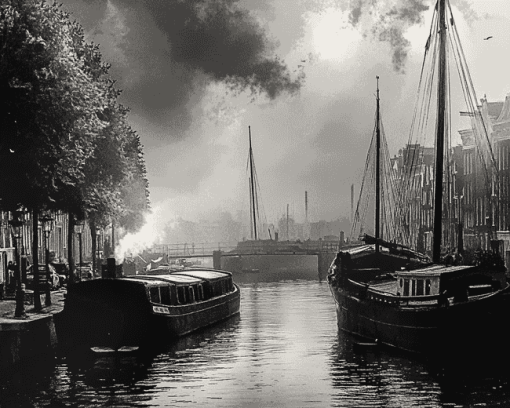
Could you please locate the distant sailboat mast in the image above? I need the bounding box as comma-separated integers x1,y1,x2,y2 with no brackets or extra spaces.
248,126,258,240
375,76,381,254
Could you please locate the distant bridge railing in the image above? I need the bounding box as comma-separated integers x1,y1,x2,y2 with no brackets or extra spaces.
152,240,342,259
152,242,239,258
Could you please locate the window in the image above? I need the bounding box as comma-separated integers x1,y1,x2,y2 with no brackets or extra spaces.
177,286,186,304
188,286,195,303
425,279,431,295
150,287,160,303
160,286,171,305
403,279,410,296
411,280,416,296
417,280,424,296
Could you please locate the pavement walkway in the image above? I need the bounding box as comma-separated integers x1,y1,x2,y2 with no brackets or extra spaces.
0,289,65,325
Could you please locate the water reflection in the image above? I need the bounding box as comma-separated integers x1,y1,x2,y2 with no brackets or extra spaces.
330,325,510,407
3,279,510,407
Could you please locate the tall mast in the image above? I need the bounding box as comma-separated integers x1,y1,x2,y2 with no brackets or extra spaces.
249,176,254,239
433,0,447,263
249,126,258,240
375,76,381,254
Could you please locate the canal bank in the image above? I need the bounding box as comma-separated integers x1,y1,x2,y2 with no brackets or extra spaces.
0,290,65,368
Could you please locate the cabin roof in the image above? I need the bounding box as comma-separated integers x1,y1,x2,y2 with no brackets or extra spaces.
126,274,204,284
396,264,474,278
171,270,230,280
341,244,388,256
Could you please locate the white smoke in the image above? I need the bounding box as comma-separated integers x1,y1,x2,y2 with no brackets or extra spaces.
114,206,168,263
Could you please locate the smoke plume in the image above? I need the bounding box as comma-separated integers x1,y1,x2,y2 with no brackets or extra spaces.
61,0,304,138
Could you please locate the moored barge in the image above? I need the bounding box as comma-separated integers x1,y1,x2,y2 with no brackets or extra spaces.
55,267,240,350
328,255,510,355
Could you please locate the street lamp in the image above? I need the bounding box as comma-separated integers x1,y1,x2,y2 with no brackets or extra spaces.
96,228,101,276
74,221,84,281
40,211,54,306
9,211,25,318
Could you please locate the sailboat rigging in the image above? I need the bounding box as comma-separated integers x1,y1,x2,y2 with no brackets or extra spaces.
328,0,509,356
348,77,428,269
375,76,381,254
248,126,258,240
246,126,268,241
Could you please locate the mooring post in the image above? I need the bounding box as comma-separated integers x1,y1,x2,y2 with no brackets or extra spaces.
213,250,223,270
105,257,116,279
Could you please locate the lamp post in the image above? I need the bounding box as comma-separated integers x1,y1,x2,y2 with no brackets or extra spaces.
96,228,101,277
40,211,54,306
9,211,25,318
74,221,84,281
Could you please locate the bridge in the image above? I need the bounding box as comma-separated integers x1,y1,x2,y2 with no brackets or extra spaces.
150,240,343,279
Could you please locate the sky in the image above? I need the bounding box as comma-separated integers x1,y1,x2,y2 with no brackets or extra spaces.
58,0,510,230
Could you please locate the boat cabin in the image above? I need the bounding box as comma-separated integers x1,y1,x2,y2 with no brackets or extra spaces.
394,264,504,299
134,268,236,307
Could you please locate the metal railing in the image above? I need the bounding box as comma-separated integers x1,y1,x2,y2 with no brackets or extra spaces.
152,240,341,259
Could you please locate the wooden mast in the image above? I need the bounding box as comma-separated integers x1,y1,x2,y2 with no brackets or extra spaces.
249,126,258,240
375,76,381,254
433,0,447,263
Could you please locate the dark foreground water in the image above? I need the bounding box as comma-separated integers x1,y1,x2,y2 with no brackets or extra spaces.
3,278,510,407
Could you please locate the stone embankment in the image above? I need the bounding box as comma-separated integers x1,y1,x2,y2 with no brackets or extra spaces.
0,290,65,368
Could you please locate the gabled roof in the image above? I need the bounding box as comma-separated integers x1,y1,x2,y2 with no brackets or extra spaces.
496,94,510,123
488,101,504,121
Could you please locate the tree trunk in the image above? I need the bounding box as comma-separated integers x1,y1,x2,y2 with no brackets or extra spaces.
68,214,75,284
90,219,96,276
32,208,41,310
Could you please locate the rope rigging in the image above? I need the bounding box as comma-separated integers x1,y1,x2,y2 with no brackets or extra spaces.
351,0,499,253
395,0,499,252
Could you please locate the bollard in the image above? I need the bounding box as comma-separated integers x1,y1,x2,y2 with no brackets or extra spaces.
213,250,223,270
106,257,116,279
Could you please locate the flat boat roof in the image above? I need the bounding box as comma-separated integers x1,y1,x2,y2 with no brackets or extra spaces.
396,265,475,277
127,274,203,284
171,270,230,280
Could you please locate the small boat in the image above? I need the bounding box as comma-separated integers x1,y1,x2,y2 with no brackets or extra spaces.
55,267,240,350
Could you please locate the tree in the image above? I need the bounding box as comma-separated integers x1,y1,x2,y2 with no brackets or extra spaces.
0,1,107,212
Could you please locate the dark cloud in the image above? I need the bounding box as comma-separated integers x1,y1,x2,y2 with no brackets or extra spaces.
60,0,304,138
347,0,429,73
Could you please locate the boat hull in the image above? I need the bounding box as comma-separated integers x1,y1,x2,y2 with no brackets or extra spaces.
330,283,510,355
55,282,240,350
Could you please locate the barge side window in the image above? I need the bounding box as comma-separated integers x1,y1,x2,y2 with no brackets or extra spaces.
425,279,431,295
417,280,424,296
160,286,171,305
150,286,161,303
403,279,410,296
171,286,178,305
177,286,187,304
197,283,204,300
188,286,196,303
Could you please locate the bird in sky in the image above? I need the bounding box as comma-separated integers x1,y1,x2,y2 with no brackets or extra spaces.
484,36,493,40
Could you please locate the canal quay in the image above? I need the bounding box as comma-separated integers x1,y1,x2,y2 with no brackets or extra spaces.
2,271,510,407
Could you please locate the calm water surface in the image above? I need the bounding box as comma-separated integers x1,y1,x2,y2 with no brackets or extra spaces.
2,278,510,407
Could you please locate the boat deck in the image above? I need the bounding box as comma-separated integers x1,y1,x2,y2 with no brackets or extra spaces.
369,280,397,295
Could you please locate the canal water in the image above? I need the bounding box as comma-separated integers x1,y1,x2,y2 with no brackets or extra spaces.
2,276,510,407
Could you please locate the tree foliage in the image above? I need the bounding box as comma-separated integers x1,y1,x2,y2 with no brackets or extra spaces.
0,0,150,234
0,0,106,210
